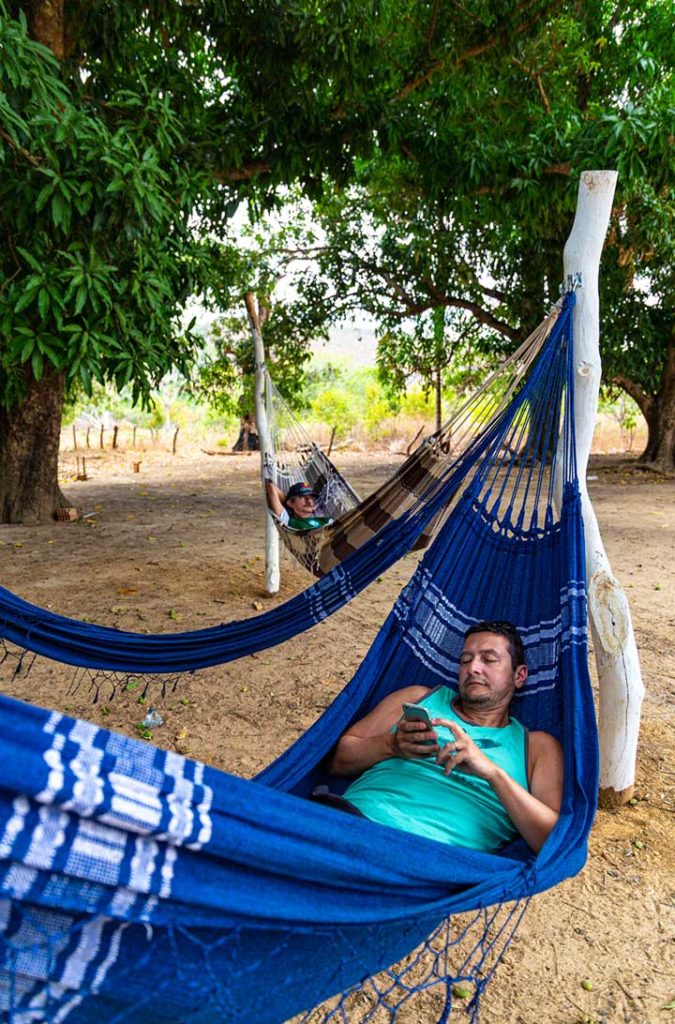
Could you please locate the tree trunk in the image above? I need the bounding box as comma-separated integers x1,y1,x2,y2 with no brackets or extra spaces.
0,0,70,524
638,336,675,469
615,335,675,470
434,362,442,433
0,367,68,523
25,0,65,59
232,416,260,452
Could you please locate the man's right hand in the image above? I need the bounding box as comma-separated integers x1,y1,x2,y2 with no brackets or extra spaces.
392,719,440,759
328,684,435,775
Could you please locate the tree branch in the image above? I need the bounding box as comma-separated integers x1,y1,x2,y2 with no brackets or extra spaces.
544,162,571,176
355,257,427,316
332,249,520,341
274,245,332,260
535,73,552,114
215,160,273,183
612,374,654,419
480,282,508,302
258,295,271,327
456,262,508,303
0,128,41,168
511,57,552,114
406,295,520,340
396,2,548,102
427,0,440,56
469,160,570,199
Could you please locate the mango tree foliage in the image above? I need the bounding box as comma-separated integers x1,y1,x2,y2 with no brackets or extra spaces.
377,307,491,430
0,0,403,521
196,294,330,421
273,0,675,463
0,22,205,409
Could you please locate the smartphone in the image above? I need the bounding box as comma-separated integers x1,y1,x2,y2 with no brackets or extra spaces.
401,702,433,727
401,703,437,747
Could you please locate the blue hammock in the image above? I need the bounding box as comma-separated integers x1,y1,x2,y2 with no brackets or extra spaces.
0,305,563,677
0,293,598,1023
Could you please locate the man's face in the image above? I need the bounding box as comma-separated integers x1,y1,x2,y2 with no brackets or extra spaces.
287,494,316,518
457,632,527,710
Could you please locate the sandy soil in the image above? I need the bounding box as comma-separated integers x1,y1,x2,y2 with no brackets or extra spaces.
1,444,673,1024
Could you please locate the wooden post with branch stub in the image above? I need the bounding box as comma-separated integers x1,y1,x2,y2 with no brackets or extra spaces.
245,292,280,596
562,169,645,807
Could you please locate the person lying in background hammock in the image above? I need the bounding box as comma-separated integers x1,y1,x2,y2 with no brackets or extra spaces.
322,621,563,854
266,480,334,531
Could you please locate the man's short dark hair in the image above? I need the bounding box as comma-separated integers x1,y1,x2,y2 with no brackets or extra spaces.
463,620,525,670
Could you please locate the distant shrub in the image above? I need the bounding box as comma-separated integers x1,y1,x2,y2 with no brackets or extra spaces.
363,383,396,438
310,388,359,438
399,389,436,418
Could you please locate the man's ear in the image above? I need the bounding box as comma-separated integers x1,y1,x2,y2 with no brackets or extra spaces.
514,665,528,690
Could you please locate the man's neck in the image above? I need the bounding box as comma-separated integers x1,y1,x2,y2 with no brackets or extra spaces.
452,696,511,729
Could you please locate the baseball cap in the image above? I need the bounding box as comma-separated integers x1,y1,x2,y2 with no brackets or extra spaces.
286,481,318,500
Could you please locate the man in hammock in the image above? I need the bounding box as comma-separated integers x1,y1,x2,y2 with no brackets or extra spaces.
266,480,333,531
325,621,563,855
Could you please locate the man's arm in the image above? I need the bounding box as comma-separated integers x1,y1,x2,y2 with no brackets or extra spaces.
328,685,435,775
479,730,563,853
436,723,563,853
265,480,285,517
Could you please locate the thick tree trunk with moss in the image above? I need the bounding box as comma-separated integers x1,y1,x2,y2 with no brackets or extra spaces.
0,367,68,523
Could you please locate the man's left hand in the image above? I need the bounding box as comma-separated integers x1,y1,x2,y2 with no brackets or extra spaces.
433,720,497,780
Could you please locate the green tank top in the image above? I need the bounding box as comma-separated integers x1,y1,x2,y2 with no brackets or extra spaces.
343,687,529,851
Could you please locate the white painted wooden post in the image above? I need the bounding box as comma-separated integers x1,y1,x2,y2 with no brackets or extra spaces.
245,293,280,595
563,170,644,806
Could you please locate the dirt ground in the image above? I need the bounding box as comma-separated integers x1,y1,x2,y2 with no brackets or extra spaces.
1,443,673,1024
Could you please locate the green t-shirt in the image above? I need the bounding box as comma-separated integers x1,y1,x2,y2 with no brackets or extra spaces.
287,514,332,531
344,687,529,851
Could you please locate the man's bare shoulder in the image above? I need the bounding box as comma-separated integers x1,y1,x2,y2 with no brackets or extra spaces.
388,684,434,704
342,684,434,739
363,684,434,719
529,729,562,750
527,730,564,808
528,730,563,766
